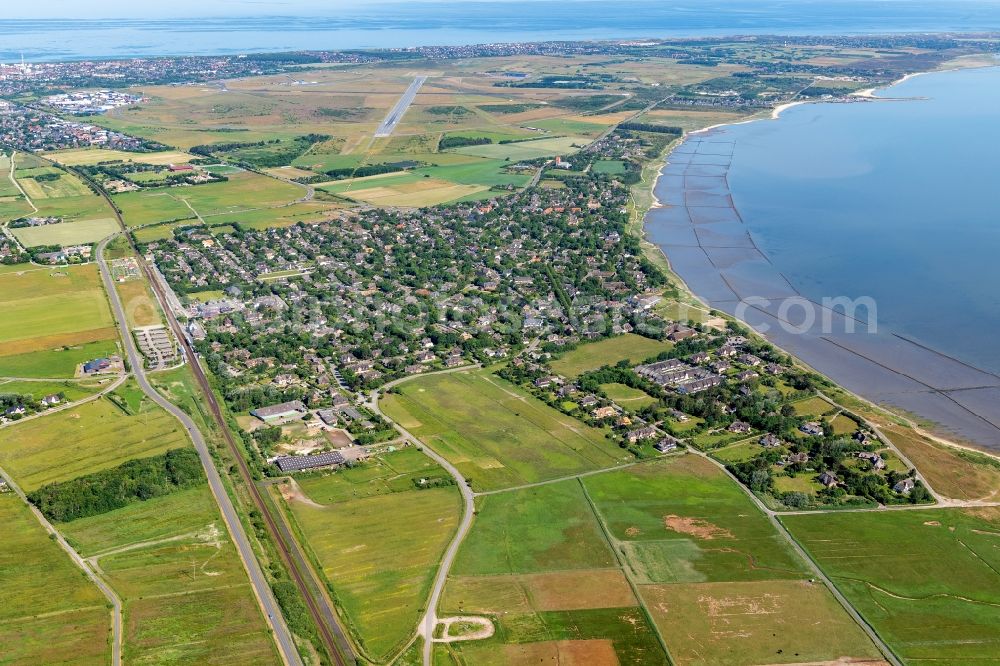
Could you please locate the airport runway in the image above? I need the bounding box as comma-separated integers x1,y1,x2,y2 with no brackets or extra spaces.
374,75,427,137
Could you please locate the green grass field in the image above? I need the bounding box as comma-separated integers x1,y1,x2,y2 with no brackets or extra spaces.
0,378,100,403
56,479,279,664
593,159,628,174
11,217,119,247
550,334,673,378
0,339,120,379
453,480,616,575
449,136,588,161
115,171,303,227
16,170,92,199
295,446,448,503
0,495,110,664
790,396,835,418
583,455,808,583
0,396,189,492
42,148,194,167
601,382,658,410
380,369,629,491
0,265,116,358
783,508,1000,663
284,482,461,661
640,580,883,666
442,607,667,666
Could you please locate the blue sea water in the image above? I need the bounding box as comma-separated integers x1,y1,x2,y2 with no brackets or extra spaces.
726,66,1000,374
648,64,1000,446
3,1,1000,62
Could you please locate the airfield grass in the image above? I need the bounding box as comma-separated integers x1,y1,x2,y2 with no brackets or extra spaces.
453,480,616,575
0,264,116,358
11,217,119,247
550,333,673,377
0,395,189,492
42,148,194,167
583,455,808,583
115,171,303,227
294,446,447,503
883,425,1000,501
783,507,1000,663
449,136,588,161
601,382,657,410
0,339,119,378
640,579,883,666
285,483,461,661
380,368,628,491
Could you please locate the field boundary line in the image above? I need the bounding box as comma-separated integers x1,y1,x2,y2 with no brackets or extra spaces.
577,477,677,666
690,449,904,666
0,460,123,666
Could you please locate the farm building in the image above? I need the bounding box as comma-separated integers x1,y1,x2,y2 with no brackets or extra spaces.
275,451,345,472
251,400,308,423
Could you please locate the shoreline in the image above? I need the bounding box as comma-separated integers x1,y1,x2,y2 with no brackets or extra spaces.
639,65,1000,455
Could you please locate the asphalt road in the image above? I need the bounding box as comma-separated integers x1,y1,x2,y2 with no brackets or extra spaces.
367,365,477,665
95,235,303,666
374,75,427,137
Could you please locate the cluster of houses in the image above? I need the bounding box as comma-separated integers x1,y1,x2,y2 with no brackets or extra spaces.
42,90,143,115
146,142,676,394
0,101,154,152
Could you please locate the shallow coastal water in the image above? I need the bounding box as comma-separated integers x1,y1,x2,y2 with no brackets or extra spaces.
5,1,1000,61
647,65,1000,449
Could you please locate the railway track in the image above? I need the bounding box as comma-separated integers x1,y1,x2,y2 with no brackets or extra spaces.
73,163,355,666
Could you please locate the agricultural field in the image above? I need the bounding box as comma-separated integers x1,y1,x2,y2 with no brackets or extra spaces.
0,494,110,665
783,508,1000,663
293,446,448,503
0,393,189,491
41,148,194,166
0,339,120,379
280,479,461,661
578,456,883,665
448,135,588,161
0,377,101,403
583,456,807,584
114,170,304,227
453,480,616,575
15,167,92,199
58,484,280,664
550,333,673,377
0,265,117,359
115,278,163,328
640,580,884,666
10,217,118,247
380,368,629,491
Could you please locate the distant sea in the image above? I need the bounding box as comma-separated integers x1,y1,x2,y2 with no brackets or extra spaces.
647,65,1000,447
4,0,1000,62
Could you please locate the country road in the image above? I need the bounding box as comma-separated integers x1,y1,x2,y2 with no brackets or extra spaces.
95,235,304,666
367,364,477,666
